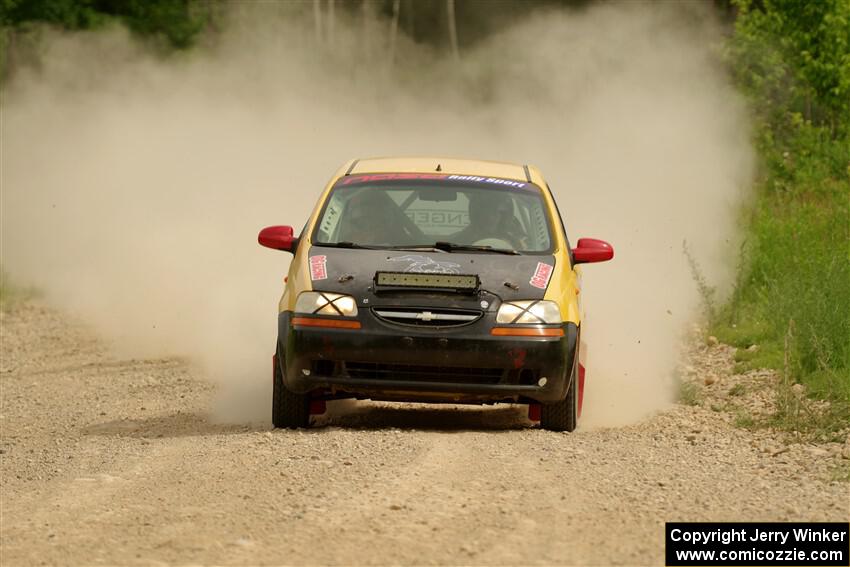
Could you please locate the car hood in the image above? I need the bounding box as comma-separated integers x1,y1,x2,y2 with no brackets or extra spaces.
305,246,556,308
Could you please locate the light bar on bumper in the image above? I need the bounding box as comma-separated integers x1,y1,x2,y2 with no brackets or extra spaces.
375,271,479,290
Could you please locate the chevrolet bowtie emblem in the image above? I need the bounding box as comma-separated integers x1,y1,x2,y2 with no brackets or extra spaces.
417,311,435,321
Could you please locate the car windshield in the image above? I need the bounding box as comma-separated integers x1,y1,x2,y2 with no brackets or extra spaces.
312,175,554,254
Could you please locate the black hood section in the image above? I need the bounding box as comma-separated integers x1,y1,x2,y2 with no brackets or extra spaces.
307,246,555,311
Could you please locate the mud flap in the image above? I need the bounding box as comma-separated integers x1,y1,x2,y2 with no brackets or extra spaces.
578,337,587,418
309,399,327,415
578,364,585,418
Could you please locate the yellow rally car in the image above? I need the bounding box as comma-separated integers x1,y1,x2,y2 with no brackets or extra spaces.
259,157,613,431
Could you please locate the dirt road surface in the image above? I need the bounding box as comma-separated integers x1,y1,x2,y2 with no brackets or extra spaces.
1,301,848,566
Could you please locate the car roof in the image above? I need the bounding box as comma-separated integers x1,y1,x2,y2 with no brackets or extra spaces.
346,156,533,183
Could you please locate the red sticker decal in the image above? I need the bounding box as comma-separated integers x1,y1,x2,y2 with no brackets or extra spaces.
340,173,448,185
310,255,328,281
529,262,553,290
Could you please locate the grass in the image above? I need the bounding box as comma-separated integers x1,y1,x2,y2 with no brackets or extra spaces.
770,365,850,443
733,343,784,375
676,378,702,407
831,463,850,483
678,43,850,437
733,410,757,430
0,269,36,311
0,270,16,310
701,118,850,440
683,240,717,322
728,383,746,397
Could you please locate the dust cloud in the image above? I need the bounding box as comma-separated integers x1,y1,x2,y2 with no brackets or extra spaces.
1,2,753,426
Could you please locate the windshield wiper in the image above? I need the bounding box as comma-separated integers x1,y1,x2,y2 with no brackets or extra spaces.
314,241,383,250
316,242,443,252
433,241,520,255
315,242,520,255
382,245,448,253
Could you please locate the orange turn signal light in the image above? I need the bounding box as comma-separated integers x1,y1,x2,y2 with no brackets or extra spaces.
490,327,564,337
292,317,362,330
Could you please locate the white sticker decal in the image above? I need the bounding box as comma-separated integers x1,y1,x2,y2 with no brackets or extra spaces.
445,174,528,189
389,255,461,274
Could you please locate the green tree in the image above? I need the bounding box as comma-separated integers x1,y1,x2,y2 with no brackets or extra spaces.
733,0,850,132
0,0,207,49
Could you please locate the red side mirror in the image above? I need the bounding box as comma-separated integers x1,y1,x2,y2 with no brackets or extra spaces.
258,225,296,252
573,238,614,264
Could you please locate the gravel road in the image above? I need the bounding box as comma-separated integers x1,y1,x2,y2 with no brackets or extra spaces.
1,301,847,566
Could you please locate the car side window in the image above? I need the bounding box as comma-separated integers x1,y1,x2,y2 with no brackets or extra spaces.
317,192,345,242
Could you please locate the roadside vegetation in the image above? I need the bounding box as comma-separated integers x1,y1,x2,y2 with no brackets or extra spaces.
709,0,850,439
1,270,16,310
0,0,209,50
0,270,39,311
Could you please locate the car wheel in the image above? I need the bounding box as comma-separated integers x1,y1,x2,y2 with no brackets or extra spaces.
540,361,578,432
272,354,310,429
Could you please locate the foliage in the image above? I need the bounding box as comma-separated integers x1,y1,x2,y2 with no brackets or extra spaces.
730,0,850,132
0,0,207,48
0,270,37,311
676,377,702,407
717,0,850,435
683,240,717,322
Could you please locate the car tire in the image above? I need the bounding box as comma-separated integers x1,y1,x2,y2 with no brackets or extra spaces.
272,354,310,429
540,360,578,432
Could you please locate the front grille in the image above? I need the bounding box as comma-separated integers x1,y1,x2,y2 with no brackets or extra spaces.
372,307,482,328
344,362,504,384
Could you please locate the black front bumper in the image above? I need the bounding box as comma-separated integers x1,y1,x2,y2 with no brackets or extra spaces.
277,311,577,404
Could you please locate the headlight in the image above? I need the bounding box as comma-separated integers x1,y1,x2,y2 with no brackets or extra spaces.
496,300,560,324
295,292,358,317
